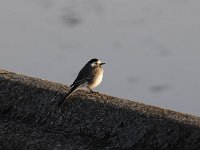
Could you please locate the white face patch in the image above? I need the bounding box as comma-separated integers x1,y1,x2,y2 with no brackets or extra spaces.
91,60,101,67
97,60,101,64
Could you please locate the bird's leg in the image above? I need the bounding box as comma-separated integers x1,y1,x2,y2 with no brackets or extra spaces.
87,87,94,93
87,87,99,93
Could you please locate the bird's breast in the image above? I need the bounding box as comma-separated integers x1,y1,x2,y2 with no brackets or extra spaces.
89,69,103,89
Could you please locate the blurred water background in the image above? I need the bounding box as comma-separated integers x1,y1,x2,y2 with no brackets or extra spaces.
0,0,200,116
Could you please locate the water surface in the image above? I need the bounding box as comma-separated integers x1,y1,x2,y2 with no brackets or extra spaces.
1,0,200,116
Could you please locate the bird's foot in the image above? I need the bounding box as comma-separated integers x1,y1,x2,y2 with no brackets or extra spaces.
87,87,99,94
91,91,99,94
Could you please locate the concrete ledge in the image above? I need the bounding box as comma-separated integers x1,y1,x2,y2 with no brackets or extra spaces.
0,70,200,150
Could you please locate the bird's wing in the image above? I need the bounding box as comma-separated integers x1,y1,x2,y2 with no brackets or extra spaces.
70,65,92,87
70,77,90,87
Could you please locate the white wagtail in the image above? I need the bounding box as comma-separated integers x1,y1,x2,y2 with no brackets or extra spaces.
58,58,105,106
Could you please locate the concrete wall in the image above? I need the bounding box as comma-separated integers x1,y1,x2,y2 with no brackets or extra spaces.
0,70,200,150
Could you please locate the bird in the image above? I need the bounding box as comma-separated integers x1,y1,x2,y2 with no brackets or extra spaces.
58,58,105,107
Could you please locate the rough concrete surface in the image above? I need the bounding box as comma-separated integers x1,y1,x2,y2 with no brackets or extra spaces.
0,70,200,150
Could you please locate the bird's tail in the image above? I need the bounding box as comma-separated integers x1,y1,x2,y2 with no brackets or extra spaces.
58,86,77,107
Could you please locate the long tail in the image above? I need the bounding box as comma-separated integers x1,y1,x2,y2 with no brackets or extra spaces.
58,86,77,107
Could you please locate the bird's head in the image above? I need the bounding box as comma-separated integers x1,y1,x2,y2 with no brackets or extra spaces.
88,58,105,67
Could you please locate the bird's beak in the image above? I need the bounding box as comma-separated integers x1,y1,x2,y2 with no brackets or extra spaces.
100,62,106,65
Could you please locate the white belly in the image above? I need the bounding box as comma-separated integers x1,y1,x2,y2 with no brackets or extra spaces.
89,71,103,89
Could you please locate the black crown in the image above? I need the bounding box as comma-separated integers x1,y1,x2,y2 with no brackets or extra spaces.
88,58,99,64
